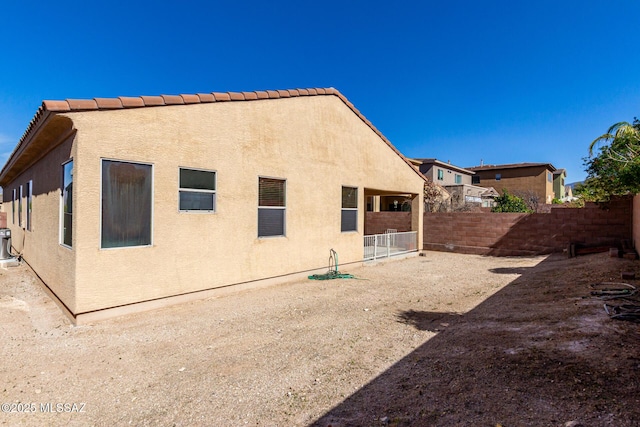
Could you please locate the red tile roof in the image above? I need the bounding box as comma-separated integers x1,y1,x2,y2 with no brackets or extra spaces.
10,88,427,184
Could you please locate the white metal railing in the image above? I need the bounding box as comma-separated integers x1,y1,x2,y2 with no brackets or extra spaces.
364,231,418,260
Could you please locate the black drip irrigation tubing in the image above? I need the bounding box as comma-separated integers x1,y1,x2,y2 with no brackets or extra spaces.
590,282,640,322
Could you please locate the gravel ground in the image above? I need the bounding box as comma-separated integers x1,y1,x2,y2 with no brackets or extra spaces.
1,251,639,426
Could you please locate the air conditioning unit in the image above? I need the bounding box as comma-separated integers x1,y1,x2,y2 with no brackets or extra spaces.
0,228,12,260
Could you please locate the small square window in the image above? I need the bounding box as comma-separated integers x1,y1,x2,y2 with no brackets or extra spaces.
455,174,462,184
495,173,501,181
472,176,480,185
179,168,216,211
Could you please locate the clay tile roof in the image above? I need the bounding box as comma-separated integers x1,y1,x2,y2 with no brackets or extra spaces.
42,100,70,111
196,93,215,103
161,95,184,105
180,94,201,104
7,87,426,185
119,97,146,108
228,92,245,101
212,92,231,101
67,99,99,110
94,98,124,109
140,96,165,106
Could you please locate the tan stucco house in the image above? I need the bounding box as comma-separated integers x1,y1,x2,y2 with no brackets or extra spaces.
0,88,425,323
466,162,557,204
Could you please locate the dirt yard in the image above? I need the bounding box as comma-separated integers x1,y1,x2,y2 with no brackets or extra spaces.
1,251,639,426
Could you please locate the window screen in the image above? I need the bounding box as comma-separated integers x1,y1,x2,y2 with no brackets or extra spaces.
258,177,285,237
179,168,216,211
101,160,152,248
341,186,357,232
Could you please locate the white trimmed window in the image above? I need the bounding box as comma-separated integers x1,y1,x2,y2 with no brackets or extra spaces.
18,185,23,227
179,168,216,212
101,160,152,249
11,189,16,224
26,180,33,231
61,160,73,247
258,177,286,237
341,186,358,232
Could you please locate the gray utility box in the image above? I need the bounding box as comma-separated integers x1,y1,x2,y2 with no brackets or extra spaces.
0,228,12,260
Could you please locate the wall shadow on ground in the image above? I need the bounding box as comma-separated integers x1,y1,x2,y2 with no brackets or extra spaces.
310,253,640,427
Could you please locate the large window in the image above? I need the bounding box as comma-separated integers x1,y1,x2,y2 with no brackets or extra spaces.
258,177,286,237
101,160,152,249
26,180,32,231
11,189,16,224
179,168,216,211
61,160,73,247
341,186,358,232
18,185,23,227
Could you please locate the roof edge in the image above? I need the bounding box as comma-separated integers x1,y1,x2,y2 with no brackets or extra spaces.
4,87,427,187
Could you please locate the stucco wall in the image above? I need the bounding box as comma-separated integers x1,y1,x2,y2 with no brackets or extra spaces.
2,135,77,311
63,95,424,313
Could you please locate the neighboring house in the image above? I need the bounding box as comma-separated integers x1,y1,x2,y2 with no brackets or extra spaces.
0,87,425,323
413,158,486,209
466,162,557,205
553,169,568,201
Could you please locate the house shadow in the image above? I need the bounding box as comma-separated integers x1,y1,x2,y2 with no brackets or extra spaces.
396,310,463,332
310,253,640,426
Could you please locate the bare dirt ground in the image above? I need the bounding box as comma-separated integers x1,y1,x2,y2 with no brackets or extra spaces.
1,251,639,427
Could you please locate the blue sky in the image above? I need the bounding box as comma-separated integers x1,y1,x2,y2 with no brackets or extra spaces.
1,1,639,183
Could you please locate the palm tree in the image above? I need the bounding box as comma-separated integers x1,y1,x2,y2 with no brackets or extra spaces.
589,120,640,164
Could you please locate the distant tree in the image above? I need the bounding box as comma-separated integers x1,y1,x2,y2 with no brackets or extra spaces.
578,118,640,201
492,189,532,213
513,189,540,212
423,179,449,212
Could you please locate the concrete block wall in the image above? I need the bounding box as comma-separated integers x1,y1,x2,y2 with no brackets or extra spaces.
364,212,412,235
424,197,633,256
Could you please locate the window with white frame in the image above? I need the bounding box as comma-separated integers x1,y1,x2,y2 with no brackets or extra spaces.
341,186,358,232
101,160,152,248
179,168,216,211
61,160,73,247
18,185,23,227
258,177,286,237
26,180,32,231
11,189,16,224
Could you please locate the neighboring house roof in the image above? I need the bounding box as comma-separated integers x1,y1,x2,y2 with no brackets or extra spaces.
481,187,500,198
553,169,566,176
466,162,557,172
412,158,476,175
1,87,427,185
